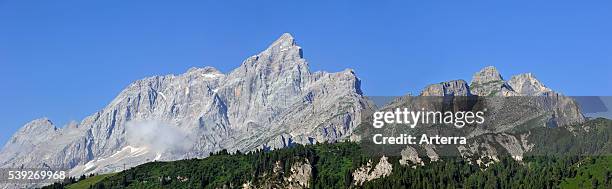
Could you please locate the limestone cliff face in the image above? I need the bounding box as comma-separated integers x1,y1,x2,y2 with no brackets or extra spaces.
0,33,372,178
470,66,516,96
507,73,552,96
420,80,472,96
0,118,59,167
352,156,393,186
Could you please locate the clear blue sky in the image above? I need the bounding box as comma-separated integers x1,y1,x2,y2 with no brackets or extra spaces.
1,0,611,145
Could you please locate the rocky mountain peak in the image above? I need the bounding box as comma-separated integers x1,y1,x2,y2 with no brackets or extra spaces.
230,33,309,91
18,118,56,134
260,33,303,59
237,33,304,70
471,66,503,85
1,118,58,164
507,73,552,96
268,33,296,48
469,66,514,96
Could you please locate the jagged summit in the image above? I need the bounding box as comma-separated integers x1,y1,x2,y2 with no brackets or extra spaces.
508,73,552,96
239,33,304,69
420,80,472,96
269,33,295,46
469,66,512,96
471,66,503,85
267,33,298,51
18,118,56,133
234,33,307,83
0,118,58,169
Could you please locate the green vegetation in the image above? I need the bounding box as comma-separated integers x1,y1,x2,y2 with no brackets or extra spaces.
66,174,116,189
560,156,612,188
528,118,612,156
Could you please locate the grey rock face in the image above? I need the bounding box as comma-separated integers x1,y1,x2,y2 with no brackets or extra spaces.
352,156,393,186
420,80,472,96
4,118,57,150
471,66,503,84
507,73,552,96
0,118,58,166
285,160,312,189
470,66,515,96
0,33,371,178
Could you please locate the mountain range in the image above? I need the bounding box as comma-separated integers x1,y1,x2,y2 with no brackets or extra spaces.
0,33,588,188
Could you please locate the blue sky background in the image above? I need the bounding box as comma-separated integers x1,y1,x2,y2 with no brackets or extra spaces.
1,0,611,145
